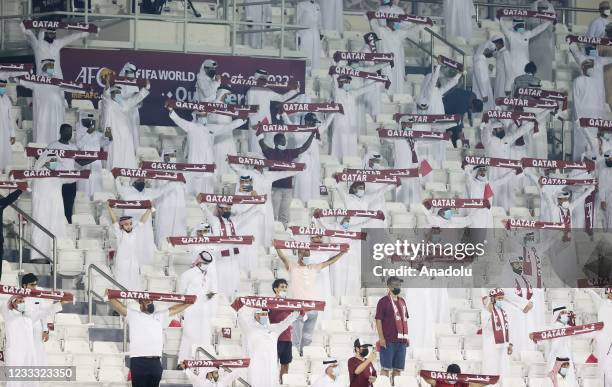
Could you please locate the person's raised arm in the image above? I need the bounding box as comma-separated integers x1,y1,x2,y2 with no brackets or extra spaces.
568,43,586,67
366,183,395,206
20,22,38,47
439,70,464,95
167,107,193,134
369,19,382,35
139,208,152,224
354,351,377,374
26,300,63,323
294,131,317,155
258,134,274,154
506,121,534,144
197,196,215,223
569,185,596,211
107,294,128,316
318,251,345,269
490,169,522,190
319,113,337,137
233,202,264,227
57,31,89,48
169,302,192,316
214,118,247,135
330,182,348,205
525,21,552,40
499,18,512,38
271,311,300,334
106,202,118,224
266,169,299,182
273,85,301,102
274,246,291,271
352,80,378,97
122,81,150,111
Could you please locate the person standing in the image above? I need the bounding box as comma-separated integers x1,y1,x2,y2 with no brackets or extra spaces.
185,366,244,387
237,308,299,387
20,22,90,78
75,112,111,199
443,0,475,41
0,79,17,173
153,149,187,248
529,0,555,81
177,250,217,365
258,131,316,227
296,0,322,75
268,279,292,384
583,288,612,385
194,59,221,103
0,187,22,279
312,358,342,387
491,36,513,98
471,41,495,112
317,0,343,34
275,244,345,355
348,338,377,387
512,61,541,96
118,62,145,152
106,203,152,290
375,276,409,386
47,123,79,223
587,1,610,38
106,290,192,387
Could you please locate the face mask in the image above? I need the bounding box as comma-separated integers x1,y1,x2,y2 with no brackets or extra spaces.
206,69,216,78
606,160,612,167
589,50,598,58
133,182,145,192
560,201,570,209
114,95,124,104
241,184,253,192
198,117,208,125
350,62,360,69
393,22,401,30
512,266,523,275
126,72,136,79
559,314,569,324
44,34,55,43
586,68,594,77
559,367,568,377
355,189,365,198
168,157,177,163
221,211,231,219
0,89,6,96
45,68,54,77
442,209,453,220
391,287,401,295
604,9,611,16
331,367,340,377
16,303,26,313
341,222,350,230
495,300,505,309
495,130,505,139
342,83,351,92
476,174,486,181
302,256,313,265
359,348,369,357
516,27,526,33
276,144,286,150
258,316,270,327
146,303,155,314
224,95,236,104
278,291,287,299
48,161,59,170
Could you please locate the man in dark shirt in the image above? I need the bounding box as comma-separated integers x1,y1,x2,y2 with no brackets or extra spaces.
0,189,23,280
268,278,292,384
258,131,317,227
442,88,483,147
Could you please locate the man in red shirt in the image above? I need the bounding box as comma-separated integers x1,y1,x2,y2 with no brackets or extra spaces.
268,278,292,384
375,276,409,386
348,338,377,387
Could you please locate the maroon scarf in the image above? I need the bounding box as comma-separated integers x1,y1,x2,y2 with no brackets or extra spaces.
579,118,612,132
111,168,186,182
332,51,394,65
280,102,344,114
183,359,250,368
419,370,499,385
389,295,409,340
566,34,612,47
328,66,391,89
530,322,604,342
378,128,450,140
140,161,215,173
496,8,557,22
168,235,254,245
26,147,107,161
226,155,305,171
22,19,99,33
106,289,196,304
0,284,73,302
197,193,267,205
230,296,325,311
273,239,349,252
10,170,90,179
366,11,433,25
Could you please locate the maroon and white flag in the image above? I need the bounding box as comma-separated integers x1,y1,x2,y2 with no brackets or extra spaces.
463,156,522,170
111,168,186,183
0,181,28,191
313,208,385,220
394,113,460,124
419,370,500,385
495,97,558,109
332,51,394,67
482,110,538,123
10,170,91,179
438,55,464,72
231,296,325,312
566,34,612,47
183,359,250,369
505,218,568,230
109,74,148,89
366,11,433,25
273,239,349,252
220,75,299,91
166,99,256,119
0,284,74,302
516,88,568,110
423,198,490,209
22,19,99,33
280,102,344,115
106,289,196,304
335,172,400,185
140,161,215,173
168,235,254,245
226,155,305,171
538,177,597,186
378,128,450,140
19,73,91,92
580,118,612,132
328,66,391,89
254,123,318,137
521,157,595,171
343,168,422,178
288,226,366,240
197,193,267,205
0,63,33,74
108,199,152,209
531,322,604,342
496,8,557,22
26,146,107,161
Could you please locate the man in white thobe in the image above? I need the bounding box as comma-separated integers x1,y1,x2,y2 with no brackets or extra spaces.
153,149,187,248
311,358,342,387
443,0,475,41
75,112,111,199
499,17,552,82
297,1,322,75
106,203,152,290
177,250,218,364
491,36,514,99
194,59,221,103
587,1,611,38
0,79,17,172
238,308,299,387
103,81,150,169
167,104,245,195
118,62,145,151
185,366,244,387
472,41,496,112
584,288,612,385
20,22,89,79
316,0,343,33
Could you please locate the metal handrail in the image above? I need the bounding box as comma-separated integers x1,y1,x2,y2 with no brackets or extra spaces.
1,194,57,290
86,263,129,351
195,346,251,387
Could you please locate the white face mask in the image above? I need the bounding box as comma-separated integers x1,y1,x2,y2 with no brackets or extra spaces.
198,117,208,125
258,315,270,327
586,68,594,77
342,83,351,92
561,201,570,209
355,189,365,198
331,367,340,377
276,144,286,150
559,367,569,377
16,303,25,313
559,314,569,324
604,9,611,16
278,290,287,298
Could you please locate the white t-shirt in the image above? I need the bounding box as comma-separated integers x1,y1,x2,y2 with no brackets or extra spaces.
126,308,169,358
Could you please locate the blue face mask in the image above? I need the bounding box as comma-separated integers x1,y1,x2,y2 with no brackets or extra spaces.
48,161,59,170
516,27,526,33
0,89,5,96
258,316,270,327
302,256,313,265
341,222,350,230
342,83,351,92
393,22,401,30
559,314,569,324
442,209,453,220
496,299,505,309
114,95,124,104
588,50,598,57
224,95,236,104
45,68,54,77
